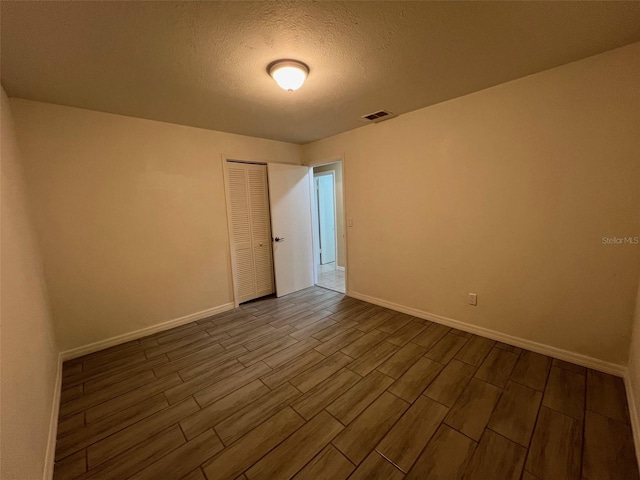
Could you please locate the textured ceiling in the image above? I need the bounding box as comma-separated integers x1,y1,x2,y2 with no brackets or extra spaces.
2,1,639,144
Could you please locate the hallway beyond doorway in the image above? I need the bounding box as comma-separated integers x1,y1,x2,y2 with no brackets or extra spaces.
317,262,345,293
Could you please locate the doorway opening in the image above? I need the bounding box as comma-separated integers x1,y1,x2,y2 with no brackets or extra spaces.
312,161,346,293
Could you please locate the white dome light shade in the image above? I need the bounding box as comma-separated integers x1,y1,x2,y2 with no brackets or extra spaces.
268,60,309,91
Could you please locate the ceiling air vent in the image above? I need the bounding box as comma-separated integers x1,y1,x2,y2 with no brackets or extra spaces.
360,109,396,123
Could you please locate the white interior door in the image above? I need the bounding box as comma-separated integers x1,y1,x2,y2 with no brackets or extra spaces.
316,173,336,265
267,163,314,297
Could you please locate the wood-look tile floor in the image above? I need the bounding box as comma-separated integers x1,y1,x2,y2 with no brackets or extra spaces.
54,287,639,480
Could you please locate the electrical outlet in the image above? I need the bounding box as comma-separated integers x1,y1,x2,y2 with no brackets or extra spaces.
468,293,477,306
347,218,353,227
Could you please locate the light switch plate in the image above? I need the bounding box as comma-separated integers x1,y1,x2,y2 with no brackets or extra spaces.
469,293,477,306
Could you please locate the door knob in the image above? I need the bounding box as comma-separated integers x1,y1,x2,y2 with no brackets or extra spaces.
274,237,285,242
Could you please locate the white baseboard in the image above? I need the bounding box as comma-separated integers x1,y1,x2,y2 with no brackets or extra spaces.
348,290,626,376
60,303,234,361
624,372,640,473
336,266,345,271
43,353,63,480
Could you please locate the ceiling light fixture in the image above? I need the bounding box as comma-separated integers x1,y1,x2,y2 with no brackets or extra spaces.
268,60,309,92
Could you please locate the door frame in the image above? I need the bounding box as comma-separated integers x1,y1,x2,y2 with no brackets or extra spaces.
221,155,273,308
313,170,338,267
307,155,348,293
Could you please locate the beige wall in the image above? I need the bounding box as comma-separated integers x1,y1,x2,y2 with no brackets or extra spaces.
303,43,640,365
1,88,59,479
313,162,346,268
10,99,302,351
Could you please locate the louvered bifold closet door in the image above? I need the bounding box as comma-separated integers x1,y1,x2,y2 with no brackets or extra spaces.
247,164,275,298
228,163,256,302
227,162,274,303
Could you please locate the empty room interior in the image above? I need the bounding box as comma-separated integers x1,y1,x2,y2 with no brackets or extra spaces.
2,2,640,479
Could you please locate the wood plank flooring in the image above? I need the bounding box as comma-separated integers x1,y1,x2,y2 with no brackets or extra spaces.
54,287,639,480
